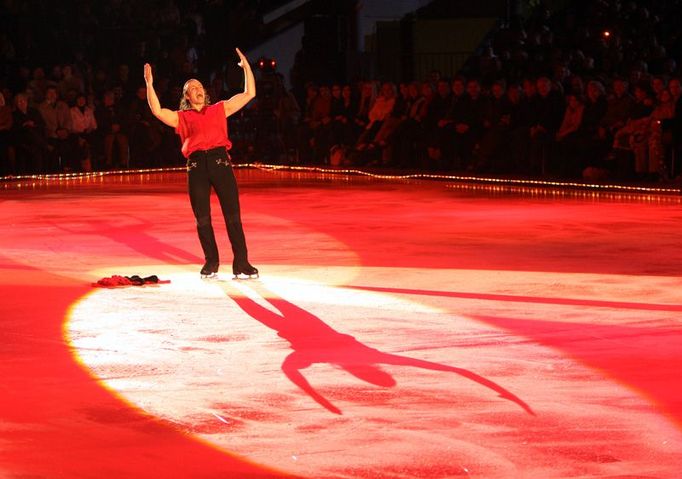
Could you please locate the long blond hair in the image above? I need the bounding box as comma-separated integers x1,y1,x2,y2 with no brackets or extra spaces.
179,78,211,110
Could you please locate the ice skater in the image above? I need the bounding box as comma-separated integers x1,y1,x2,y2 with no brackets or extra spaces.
143,48,258,279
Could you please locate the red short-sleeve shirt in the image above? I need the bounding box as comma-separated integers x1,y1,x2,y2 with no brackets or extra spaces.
175,102,232,158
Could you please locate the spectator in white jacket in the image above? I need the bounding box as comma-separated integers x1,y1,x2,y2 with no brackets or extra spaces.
70,93,97,137
69,93,97,171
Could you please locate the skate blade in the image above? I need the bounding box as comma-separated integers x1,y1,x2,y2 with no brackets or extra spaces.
232,273,259,280
201,272,219,280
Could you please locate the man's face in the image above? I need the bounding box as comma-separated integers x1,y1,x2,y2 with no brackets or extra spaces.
451,80,464,96
634,87,646,101
587,83,600,101
16,95,28,110
45,89,57,104
613,80,627,96
184,80,206,106
537,79,551,96
467,81,480,98
408,83,418,97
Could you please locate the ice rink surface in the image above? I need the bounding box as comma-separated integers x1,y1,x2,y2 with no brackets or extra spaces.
2,169,682,478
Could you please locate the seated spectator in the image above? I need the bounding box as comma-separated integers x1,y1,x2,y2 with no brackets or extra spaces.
354,81,376,133
669,78,681,106
435,77,471,169
28,67,50,105
369,82,411,166
424,78,456,169
477,80,516,172
11,92,49,174
296,83,319,164
0,91,13,175
432,77,488,171
664,78,682,177
53,126,88,172
274,75,301,158
650,76,667,100
70,94,97,166
127,86,162,167
70,93,98,171
508,79,537,173
95,90,129,170
567,74,585,96
553,93,585,178
58,64,84,100
359,82,396,142
527,77,564,175
456,78,488,170
393,81,433,169
578,80,609,174
388,81,428,168
648,88,676,179
329,84,355,150
611,84,655,180
599,78,635,142
207,73,228,103
38,86,72,172
556,94,584,142
311,85,333,163
354,82,396,155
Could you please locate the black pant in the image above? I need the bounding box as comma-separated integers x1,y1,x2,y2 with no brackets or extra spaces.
187,147,249,269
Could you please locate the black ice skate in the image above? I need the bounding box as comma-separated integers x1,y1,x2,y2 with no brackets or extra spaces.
200,262,219,279
232,262,259,280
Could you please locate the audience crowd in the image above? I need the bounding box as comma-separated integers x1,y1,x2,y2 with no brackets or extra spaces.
1,0,681,183
292,0,682,182
0,0,277,175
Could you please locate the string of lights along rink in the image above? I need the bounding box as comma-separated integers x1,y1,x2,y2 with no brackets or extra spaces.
2,166,682,479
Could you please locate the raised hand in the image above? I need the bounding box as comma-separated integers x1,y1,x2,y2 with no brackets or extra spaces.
235,48,249,69
143,63,153,85
222,47,256,117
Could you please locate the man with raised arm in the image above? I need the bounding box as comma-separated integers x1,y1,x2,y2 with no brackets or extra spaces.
144,48,258,279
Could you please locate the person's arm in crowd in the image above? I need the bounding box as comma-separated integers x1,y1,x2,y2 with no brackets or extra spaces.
223,48,256,117
144,63,178,128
